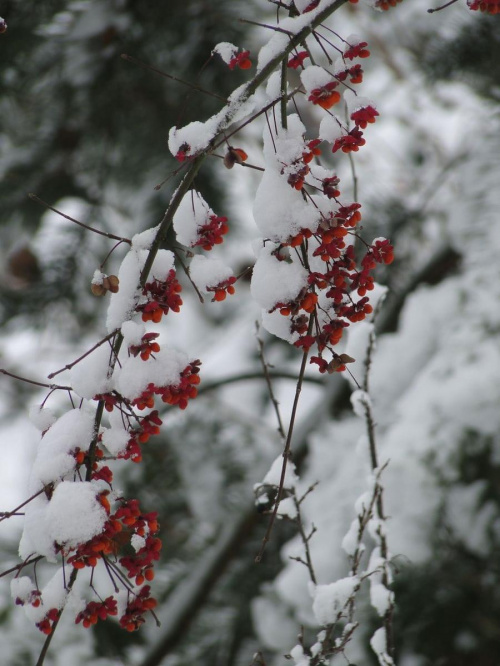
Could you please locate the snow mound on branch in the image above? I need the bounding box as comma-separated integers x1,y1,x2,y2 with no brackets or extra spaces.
173,191,214,248
46,481,107,549
251,244,308,311
312,576,359,626
114,347,190,401
30,407,95,487
190,255,233,291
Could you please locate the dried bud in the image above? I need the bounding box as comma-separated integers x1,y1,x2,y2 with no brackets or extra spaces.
327,357,344,373
91,283,106,297
107,275,120,293
339,354,355,364
7,246,41,285
223,147,248,169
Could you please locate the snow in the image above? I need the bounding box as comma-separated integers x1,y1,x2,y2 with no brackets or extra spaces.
258,454,299,490
10,577,36,604
114,346,190,400
319,115,343,143
300,65,332,93
30,408,95,488
101,421,129,457
91,269,105,285
266,71,283,100
350,389,371,419
341,518,361,556
252,596,298,650
251,244,309,311
121,319,146,347
46,481,107,549
312,576,359,626
289,644,310,666
28,405,57,432
173,190,214,248
131,225,159,251
257,1,340,73
150,249,175,281
19,494,55,561
212,42,237,64
189,255,233,291
106,247,144,332
131,534,146,552
370,627,394,666
261,309,298,343
24,567,71,624
370,580,393,617
70,343,114,399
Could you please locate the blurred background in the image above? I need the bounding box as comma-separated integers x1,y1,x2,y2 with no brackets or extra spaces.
1,1,500,665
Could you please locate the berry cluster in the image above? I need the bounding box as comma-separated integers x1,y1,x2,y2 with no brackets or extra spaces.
258,32,393,374
468,0,500,11
192,214,229,251
228,50,252,70
208,276,237,302
138,270,183,323
132,360,201,411
129,332,161,360
75,597,117,628
119,585,158,632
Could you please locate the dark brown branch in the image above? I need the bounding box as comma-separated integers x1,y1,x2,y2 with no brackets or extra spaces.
428,0,459,12
28,194,131,245
36,568,78,666
256,325,287,440
255,314,314,563
121,54,227,101
238,17,294,36
0,556,44,580
0,368,71,391
47,332,117,379
0,488,48,523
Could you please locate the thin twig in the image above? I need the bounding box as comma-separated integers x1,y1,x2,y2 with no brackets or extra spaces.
428,0,459,12
47,332,117,379
172,250,204,303
28,194,131,245
255,314,314,563
291,488,317,584
255,324,287,440
360,317,395,659
211,153,265,172
197,370,323,397
0,368,71,391
238,17,294,36
0,556,44,579
35,568,78,666
121,54,227,101
0,488,48,523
